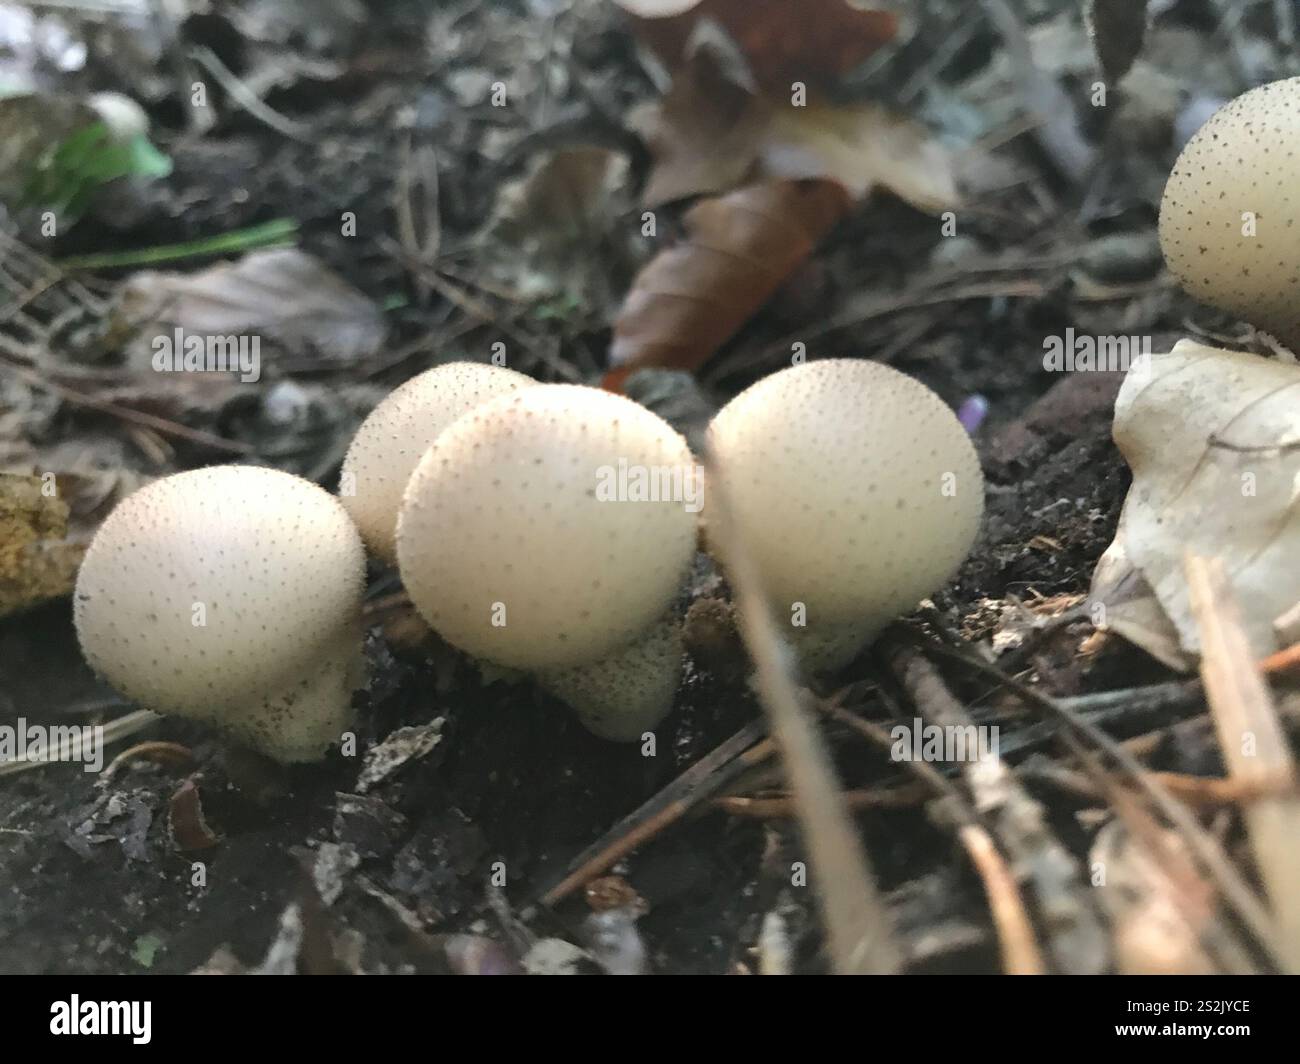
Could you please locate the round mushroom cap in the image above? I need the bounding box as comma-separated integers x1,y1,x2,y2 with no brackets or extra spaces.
1159,77,1300,349
340,362,536,562
396,384,698,670
706,359,983,634
74,465,365,760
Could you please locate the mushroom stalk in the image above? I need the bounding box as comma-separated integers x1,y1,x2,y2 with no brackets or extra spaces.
534,616,684,741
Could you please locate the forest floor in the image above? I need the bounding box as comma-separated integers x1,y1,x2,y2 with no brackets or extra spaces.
1,0,1297,974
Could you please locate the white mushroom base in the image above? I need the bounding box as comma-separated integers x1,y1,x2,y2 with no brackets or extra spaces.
787,619,878,676
534,617,683,742
186,629,363,763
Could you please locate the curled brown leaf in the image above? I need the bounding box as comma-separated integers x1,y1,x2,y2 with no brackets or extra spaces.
605,179,850,389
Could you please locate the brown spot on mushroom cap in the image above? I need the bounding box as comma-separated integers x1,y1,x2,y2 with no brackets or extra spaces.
396,384,698,670
706,359,983,636
73,465,365,762
340,362,536,562
1159,77,1300,348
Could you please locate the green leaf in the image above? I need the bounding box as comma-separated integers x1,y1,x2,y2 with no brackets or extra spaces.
20,121,172,223
130,933,164,969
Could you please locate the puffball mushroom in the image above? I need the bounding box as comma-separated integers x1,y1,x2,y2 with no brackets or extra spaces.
397,384,698,737
340,361,535,562
534,615,684,742
1159,77,1300,350
705,359,983,672
74,466,366,763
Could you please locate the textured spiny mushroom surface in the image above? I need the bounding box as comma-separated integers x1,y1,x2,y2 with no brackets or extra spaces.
74,465,366,762
534,615,684,741
340,361,536,562
397,384,698,671
706,359,983,663
1159,77,1300,349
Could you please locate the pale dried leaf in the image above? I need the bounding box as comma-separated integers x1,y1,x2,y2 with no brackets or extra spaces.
761,102,960,213
120,247,386,366
1092,340,1300,665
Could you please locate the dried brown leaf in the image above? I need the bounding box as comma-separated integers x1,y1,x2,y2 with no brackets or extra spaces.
606,179,850,387
614,0,898,92
631,50,769,207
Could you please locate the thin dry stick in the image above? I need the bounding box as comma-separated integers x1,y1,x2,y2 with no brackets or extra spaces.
1024,762,1296,810
1260,640,1300,677
1186,553,1300,973
0,358,253,455
712,783,928,817
958,823,1046,976
394,134,441,307
885,639,1107,974
189,46,311,141
914,631,1291,971
705,449,902,975
823,701,1045,975
101,740,195,783
536,721,771,907
0,709,159,778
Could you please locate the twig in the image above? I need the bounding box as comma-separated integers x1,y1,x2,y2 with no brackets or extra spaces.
822,699,1046,975
101,740,195,783
1260,640,1300,677
536,721,770,907
377,237,581,382
958,823,1046,975
189,46,312,142
394,134,441,307
712,783,927,817
705,448,902,974
1186,553,1300,973
884,637,1107,973
911,628,1292,971
0,709,159,778
0,357,253,455
980,0,1096,180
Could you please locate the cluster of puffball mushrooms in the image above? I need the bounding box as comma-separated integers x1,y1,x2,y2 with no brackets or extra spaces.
74,359,982,763
74,74,1300,766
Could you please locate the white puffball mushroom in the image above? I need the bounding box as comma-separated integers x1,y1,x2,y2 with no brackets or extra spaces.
706,359,983,670
74,465,366,763
535,615,684,741
1159,77,1300,350
340,361,536,562
397,384,698,671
